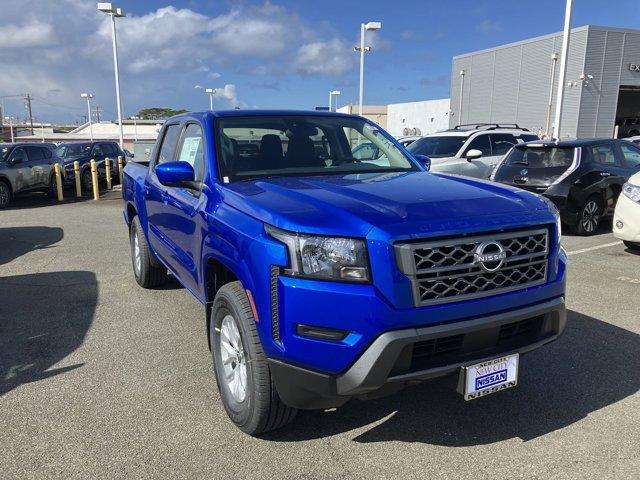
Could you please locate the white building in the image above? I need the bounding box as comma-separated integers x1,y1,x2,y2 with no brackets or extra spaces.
386,98,451,138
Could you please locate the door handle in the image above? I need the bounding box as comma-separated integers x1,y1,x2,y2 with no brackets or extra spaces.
600,172,611,177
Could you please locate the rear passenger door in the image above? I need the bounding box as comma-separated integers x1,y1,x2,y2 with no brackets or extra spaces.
590,142,627,211
24,146,49,187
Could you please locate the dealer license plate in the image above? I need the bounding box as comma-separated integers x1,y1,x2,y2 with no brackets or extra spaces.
462,354,519,401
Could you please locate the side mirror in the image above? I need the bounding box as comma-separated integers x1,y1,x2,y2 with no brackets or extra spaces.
9,156,24,166
155,161,201,189
414,154,431,171
465,149,483,161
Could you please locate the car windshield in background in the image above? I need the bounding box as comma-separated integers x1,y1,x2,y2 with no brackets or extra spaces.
56,143,92,158
216,115,418,181
407,136,467,158
504,146,575,168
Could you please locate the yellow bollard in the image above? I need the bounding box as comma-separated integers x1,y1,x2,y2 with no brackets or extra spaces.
53,163,64,201
118,155,124,185
73,161,82,197
90,159,99,201
105,157,112,190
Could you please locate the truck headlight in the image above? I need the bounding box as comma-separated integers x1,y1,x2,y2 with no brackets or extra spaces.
266,225,370,282
622,182,640,203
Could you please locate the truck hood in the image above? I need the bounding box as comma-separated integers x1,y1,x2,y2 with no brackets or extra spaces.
222,171,551,239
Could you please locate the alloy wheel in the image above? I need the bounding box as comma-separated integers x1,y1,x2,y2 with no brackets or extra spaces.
581,200,600,233
0,183,9,208
133,232,141,276
219,314,247,403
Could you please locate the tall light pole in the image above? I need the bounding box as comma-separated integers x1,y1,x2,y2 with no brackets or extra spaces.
4,116,15,142
205,88,216,110
97,3,126,149
130,116,139,141
355,21,381,116
553,0,573,139
545,53,559,137
458,69,466,124
81,93,94,141
329,90,341,112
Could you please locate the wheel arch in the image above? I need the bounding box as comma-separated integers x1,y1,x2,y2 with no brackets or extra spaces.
204,256,241,350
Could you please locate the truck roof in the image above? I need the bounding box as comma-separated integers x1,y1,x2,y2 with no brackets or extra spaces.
166,109,361,122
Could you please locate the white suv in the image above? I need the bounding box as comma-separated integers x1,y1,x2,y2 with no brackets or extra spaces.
406,124,539,179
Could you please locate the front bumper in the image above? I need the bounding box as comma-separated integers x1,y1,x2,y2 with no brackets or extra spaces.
613,193,640,242
269,296,566,409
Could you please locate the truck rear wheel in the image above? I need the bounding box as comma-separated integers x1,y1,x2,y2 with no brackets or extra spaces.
211,281,297,435
129,216,167,288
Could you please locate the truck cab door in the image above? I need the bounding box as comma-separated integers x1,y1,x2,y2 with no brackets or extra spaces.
145,122,207,295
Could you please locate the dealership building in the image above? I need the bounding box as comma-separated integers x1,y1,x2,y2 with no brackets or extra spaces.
449,25,640,138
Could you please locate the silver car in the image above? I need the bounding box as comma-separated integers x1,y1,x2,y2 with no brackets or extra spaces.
0,143,63,208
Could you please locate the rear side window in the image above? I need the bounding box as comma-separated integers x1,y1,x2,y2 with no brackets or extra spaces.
620,144,640,168
176,123,205,182
42,147,52,159
591,144,619,166
490,134,517,156
157,124,181,165
25,146,45,161
465,134,491,156
504,147,575,168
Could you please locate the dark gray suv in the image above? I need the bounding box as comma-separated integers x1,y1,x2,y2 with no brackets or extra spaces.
0,143,63,208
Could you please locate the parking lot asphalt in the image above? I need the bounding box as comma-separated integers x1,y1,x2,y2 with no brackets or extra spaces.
1,193,639,480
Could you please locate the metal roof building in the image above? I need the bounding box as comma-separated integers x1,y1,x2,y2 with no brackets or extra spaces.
450,25,640,138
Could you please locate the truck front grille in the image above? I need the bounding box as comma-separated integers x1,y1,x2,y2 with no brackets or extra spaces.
395,228,549,306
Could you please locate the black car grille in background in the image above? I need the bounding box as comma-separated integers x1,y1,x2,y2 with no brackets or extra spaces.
395,228,549,306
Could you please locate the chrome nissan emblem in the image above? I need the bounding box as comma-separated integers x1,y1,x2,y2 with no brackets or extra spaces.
474,241,507,272
520,168,528,175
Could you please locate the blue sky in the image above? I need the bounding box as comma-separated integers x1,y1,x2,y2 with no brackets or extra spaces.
1,0,639,123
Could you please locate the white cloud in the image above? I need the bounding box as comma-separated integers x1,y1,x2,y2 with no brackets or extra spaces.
294,39,354,76
476,20,501,35
208,72,222,80
0,20,57,48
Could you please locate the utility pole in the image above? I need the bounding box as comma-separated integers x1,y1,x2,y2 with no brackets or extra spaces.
24,93,34,135
93,105,103,123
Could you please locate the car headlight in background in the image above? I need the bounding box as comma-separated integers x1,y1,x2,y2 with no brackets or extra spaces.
622,182,640,203
539,195,562,243
266,225,370,282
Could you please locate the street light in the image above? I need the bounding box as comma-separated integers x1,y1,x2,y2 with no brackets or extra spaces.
97,2,126,149
355,21,381,116
81,93,94,141
329,90,341,112
205,88,217,110
553,0,573,139
130,116,139,142
4,116,15,142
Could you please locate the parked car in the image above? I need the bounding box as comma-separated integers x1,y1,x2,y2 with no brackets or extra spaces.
616,117,640,138
55,141,125,190
626,135,640,146
407,124,539,179
491,139,640,235
0,142,64,208
397,135,422,147
613,171,640,251
123,110,565,435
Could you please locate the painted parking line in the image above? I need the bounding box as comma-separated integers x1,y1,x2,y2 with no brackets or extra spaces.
565,241,623,256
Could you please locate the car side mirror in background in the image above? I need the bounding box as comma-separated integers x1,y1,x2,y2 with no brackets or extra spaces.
465,149,483,161
8,156,24,166
414,154,431,171
155,161,201,190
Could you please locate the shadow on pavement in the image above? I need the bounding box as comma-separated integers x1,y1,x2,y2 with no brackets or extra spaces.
0,226,64,266
0,271,98,396
267,310,640,444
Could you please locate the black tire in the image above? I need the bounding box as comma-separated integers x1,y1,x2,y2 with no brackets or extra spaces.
47,174,58,199
572,196,604,236
0,179,11,209
129,216,167,288
624,241,640,251
211,281,297,435
81,168,93,192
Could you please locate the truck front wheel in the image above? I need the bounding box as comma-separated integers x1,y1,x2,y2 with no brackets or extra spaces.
129,216,167,288
211,281,297,435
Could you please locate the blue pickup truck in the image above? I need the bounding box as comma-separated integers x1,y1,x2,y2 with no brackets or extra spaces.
123,110,566,435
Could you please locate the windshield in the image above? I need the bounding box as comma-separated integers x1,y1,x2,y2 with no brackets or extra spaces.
216,115,418,181
56,143,92,158
407,136,467,158
504,146,575,168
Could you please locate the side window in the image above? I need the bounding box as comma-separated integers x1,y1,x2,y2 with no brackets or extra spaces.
464,134,491,156
157,124,181,165
9,147,26,164
25,146,45,162
620,144,640,168
176,123,205,182
352,142,377,160
591,144,619,166
490,134,517,156
91,144,104,157
42,147,52,159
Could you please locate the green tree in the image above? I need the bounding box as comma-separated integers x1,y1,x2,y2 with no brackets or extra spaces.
137,107,188,120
